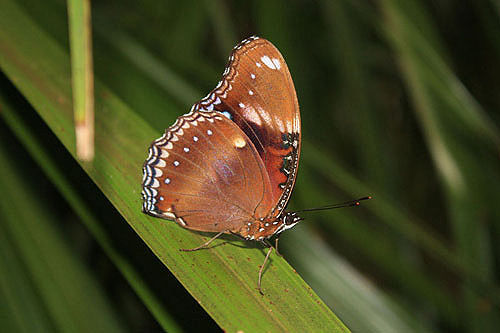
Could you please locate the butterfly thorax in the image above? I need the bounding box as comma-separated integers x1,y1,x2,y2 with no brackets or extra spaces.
239,211,303,241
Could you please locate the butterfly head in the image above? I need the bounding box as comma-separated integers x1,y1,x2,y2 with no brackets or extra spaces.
275,211,304,235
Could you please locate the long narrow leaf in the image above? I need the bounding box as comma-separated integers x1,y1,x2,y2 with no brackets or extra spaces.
0,0,349,330
67,0,94,160
0,96,182,332
0,138,123,332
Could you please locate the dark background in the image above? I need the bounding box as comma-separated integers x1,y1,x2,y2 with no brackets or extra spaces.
1,0,500,332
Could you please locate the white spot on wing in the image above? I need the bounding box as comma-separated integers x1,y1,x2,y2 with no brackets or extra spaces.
173,160,180,167
251,73,256,79
163,212,176,219
239,102,245,108
154,168,163,177
261,55,276,69
176,217,187,226
256,62,261,67
234,137,246,148
248,90,254,95
256,106,272,127
242,107,262,126
275,117,285,133
207,129,213,135
272,58,281,69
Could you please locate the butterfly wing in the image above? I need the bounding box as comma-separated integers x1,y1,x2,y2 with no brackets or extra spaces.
193,37,301,218
142,111,274,233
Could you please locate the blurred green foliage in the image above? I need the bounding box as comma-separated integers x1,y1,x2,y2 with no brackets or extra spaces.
1,0,500,331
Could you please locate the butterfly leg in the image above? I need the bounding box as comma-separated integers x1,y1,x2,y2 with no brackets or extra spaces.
274,237,282,257
258,245,274,295
180,230,227,252
263,238,282,257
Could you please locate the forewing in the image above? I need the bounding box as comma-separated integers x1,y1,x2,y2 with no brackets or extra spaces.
142,111,274,233
193,37,301,218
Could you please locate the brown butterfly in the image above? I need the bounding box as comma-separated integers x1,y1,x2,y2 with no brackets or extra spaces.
142,36,369,294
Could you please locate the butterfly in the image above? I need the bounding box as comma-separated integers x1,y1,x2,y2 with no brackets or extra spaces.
142,36,369,294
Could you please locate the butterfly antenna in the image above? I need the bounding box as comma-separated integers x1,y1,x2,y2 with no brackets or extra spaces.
296,196,372,213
